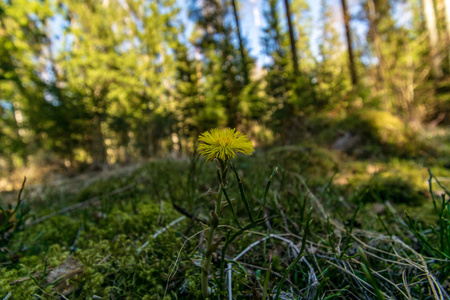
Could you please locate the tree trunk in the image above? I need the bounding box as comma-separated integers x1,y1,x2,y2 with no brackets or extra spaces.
231,0,249,85
443,0,450,72
195,47,204,101
92,113,107,166
446,0,450,39
341,0,358,86
11,103,27,167
423,0,443,77
367,0,389,109
90,85,108,166
283,0,299,77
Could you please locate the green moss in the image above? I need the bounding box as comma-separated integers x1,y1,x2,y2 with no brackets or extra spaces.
2,196,187,298
0,268,41,297
356,162,428,205
351,109,406,144
340,109,428,158
271,255,282,272
362,173,426,205
2,155,449,299
267,144,339,184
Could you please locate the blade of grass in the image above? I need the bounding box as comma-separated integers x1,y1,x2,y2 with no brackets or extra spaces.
358,247,386,300
262,250,272,300
218,170,242,229
429,169,450,197
258,167,278,219
405,212,450,259
274,208,312,300
12,177,26,215
231,163,254,222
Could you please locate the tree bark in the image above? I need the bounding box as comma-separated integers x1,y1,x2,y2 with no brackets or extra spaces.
91,87,107,166
283,0,299,77
11,103,27,167
367,0,389,109
446,0,450,38
442,0,450,71
231,0,249,85
92,113,107,166
340,0,358,86
423,0,443,77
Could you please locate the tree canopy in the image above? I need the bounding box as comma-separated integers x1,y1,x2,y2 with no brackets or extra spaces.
0,0,449,170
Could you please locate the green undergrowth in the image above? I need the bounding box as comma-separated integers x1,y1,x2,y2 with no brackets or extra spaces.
2,196,187,299
308,109,438,159
1,149,449,299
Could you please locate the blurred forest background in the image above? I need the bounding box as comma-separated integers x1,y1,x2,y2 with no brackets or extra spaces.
1,0,450,185
1,1,450,298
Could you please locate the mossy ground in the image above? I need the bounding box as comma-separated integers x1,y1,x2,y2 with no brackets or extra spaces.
1,125,449,299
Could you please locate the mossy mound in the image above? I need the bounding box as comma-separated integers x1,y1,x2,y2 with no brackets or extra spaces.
1,197,187,299
357,166,428,205
339,109,424,158
267,144,339,185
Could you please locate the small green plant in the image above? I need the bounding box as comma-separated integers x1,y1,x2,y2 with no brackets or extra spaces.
196,128,254,298
196,128,276,299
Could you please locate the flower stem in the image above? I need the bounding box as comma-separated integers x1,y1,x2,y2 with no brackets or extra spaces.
201,178,224,298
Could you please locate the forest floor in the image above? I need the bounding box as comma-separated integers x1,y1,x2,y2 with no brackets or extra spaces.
1,123,450,299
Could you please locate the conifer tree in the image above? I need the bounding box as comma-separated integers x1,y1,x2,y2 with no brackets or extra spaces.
262,0,289,102
57,0,180,162
189,0,249,128
0,0,60,167
316,0,352,109
340,0,358,86
283,0,300,77
423,0,443,78
231,0,249,85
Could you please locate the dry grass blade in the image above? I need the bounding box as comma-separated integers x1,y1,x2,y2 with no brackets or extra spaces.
402,270,413,300
327,260,378,298
349,234,447,300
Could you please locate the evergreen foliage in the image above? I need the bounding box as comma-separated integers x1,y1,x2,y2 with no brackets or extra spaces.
0,0,449,167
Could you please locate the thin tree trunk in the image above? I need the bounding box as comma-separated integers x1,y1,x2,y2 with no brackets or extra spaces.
231,0,249,85
92,113,107,166
90,85,108,166
283,0,299,77
423,0,443,77
446,0,450,38
443,0,450,72
195,47,204,101
367,0,389,109
341,0,358,86
11,103,27,167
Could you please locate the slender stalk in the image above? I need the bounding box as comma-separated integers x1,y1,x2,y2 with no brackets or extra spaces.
274,208,312,300
262,251,272,300
201,167,225,298
218,169,241,228
231,163,254,222
258,167,278,219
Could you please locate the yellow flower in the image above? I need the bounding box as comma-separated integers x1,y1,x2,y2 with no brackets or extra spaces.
197,128,254,162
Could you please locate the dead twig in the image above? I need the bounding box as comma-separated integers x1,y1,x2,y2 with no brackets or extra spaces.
173,203,207,224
